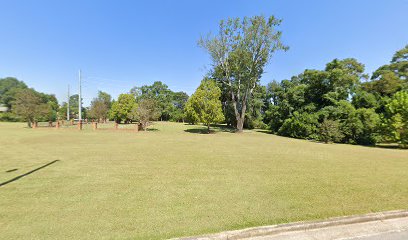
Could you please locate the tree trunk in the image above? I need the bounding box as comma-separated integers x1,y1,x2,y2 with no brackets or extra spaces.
27,121,32,128
234,99,246,133
207,123,210,134
236,117,244,133
230,88,248,133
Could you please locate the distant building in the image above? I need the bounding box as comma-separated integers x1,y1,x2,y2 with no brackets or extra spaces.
0,104,9,112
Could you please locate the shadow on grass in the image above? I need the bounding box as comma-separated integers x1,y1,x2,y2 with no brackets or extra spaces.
146,128,159,132
255,129,274,134
0,160,60,187
184,124,236,134
374,144,405,150
184,128,215,134
256,129,407,150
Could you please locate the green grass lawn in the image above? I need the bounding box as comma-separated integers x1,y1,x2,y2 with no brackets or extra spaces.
0,122,407,239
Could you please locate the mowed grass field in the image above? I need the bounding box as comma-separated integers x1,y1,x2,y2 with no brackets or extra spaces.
0,122,407,239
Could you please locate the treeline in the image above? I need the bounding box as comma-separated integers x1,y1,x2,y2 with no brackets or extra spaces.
262,50,407,147
1,15,406,147
184,45,407,147
0,78,59,126
0,78,189,130
192,15,407,147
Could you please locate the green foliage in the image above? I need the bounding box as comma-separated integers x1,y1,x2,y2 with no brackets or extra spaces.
386,91,408,147
0,77,57,122
352,90,379,109
353,108,381,145
137,98,161,130
11,89,51,127
64,94,87,119
88,91,112,121
0,112,20,122
278,111,318,139
183,99,199,125
200,15,287,131
130,81,188,122
109,94,138,123
319,119,344,143
187,79,224,132
170,91,189,122
301,58,364,107
244,85,268,129
364,71,403,96
366,45,408,96
0,77,28,108
266,56,383,146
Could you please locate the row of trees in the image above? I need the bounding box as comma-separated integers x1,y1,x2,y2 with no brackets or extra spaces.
0,77,59,126
263,55,407,147
188,15,407,147
0,78,188,130
1,15,406,146
108,81,189,129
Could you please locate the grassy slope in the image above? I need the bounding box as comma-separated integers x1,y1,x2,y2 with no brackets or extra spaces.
0,122,407,239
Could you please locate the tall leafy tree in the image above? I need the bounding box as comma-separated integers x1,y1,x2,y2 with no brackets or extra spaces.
131,81,173,121
0,77,28,108
365,45,408,96
109,94,137,123
199,15,288,132
386,91,408,148
137,98,161,130
187,79,224,133
97,91,112,109
66,94,87,119
89,91,112,122
170,91,189,122
184,99,199,125
12,89,50,127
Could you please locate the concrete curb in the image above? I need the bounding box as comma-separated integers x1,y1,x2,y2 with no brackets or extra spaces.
172,210,408,240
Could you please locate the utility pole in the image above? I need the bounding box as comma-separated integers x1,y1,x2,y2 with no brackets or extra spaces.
67,84,70,120
78,70,82,122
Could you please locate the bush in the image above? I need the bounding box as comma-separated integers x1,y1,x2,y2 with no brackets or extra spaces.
341,108,380,145
278,111,318,139
319,119,344,143
0,112,20,122
386,91,408,148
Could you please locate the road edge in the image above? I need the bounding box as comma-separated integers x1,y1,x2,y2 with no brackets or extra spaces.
171,209,408,240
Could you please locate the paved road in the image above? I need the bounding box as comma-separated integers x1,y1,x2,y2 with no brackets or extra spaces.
248,217,408,240
351,230,408,240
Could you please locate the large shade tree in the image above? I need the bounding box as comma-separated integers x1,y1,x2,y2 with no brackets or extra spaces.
109,94,137,123
199,15,288,132
137,98,161,130
0,77,28,108
12,89,50,127
89,91,112,122
364,45,408,96
131,81,173,121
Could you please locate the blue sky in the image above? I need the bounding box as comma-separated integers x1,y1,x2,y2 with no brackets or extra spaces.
0,0,407,106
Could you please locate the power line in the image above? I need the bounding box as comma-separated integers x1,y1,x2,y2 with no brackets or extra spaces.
85,76,132,84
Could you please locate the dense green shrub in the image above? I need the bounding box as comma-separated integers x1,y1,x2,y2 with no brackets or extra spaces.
0,112,20,122
278,111,318,139
319,119,344,143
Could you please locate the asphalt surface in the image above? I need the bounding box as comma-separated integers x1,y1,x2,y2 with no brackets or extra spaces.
247,217,408,240
351,230,408,240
